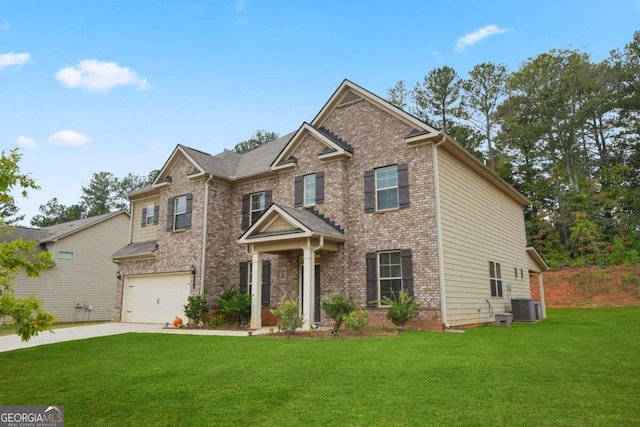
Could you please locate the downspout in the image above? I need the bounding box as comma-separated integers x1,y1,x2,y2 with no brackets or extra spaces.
128,200,133,244
200,175,213,295
432,134,449,329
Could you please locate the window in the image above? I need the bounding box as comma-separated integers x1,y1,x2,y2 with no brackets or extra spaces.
239,260,271,307
294,172,324,208
250,192,266,224
366,249,414,306
379,251,402,301
145,204,155,225
364,164,409,213
490,261,503,297
241,191,272,230
514,267,518,278
520,268,524,279
303,174,316,207
166,194,192,231
58,251,74,260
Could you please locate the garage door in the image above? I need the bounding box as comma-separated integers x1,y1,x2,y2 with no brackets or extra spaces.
122,273,192,323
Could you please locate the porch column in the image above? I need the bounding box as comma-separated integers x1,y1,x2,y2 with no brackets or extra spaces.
538,272,547,319
250,251,263,330
301,245,315,330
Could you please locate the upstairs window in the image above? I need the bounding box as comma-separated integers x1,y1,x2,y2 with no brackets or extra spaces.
304,174,316,207
241,190,272,230
166,194,193,231
141,203,159,227
490,261,503,297
364,164,409,213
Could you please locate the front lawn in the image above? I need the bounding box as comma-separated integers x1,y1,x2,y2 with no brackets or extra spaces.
1,307,638,426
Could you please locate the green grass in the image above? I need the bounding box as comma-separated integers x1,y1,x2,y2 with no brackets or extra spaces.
1,307,639,426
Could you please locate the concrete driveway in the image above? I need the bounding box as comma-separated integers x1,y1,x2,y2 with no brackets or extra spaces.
0,322,266,353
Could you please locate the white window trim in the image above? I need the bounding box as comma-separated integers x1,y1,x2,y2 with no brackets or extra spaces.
250,192,265,224
303,174,316,207
375,166,399,211
173,195,187,230
145,203,155,225
378,250,402,304
58,251,74,260
490,261,503,298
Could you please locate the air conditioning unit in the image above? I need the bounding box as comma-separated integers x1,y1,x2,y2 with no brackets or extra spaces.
511,297,537,322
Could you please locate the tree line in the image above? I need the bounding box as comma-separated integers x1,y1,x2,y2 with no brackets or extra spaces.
387,32,640,267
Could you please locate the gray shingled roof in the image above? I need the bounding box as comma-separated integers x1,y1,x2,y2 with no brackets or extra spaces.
0,211,128,244
276,204,345,239
112,240,158,259
178,131,296,181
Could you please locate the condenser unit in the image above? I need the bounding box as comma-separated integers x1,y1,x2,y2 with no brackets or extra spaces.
511,297,537,322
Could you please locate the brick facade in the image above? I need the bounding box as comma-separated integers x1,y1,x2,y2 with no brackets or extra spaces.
114,83,444,330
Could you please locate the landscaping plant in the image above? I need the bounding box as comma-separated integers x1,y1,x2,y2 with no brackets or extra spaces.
218,286,251,326
345,309,370,335
183,295,209,326
381,289,419,334
271,295,303,337
321,294,355,334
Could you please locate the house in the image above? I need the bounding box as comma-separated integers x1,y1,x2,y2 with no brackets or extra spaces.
5,211,130,323
112,80,547,330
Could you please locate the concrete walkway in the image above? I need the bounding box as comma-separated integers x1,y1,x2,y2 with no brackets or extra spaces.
0,322,270,353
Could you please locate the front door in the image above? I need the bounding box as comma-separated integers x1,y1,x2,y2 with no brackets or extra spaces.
300,264,321,323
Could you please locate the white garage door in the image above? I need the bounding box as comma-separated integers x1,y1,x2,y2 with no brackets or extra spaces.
122,273,192,323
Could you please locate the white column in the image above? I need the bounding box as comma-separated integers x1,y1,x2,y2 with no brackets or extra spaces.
301,246,315,330
250,251,263,330
538,272,547,319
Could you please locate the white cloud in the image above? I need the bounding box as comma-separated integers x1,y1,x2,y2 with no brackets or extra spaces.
1,21,10,32
49,130,91,147
0,52,30,68
455,24,509,52
16,135,38,149
54,59,151,92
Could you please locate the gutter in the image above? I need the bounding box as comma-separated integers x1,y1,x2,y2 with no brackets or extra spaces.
432,135,449,328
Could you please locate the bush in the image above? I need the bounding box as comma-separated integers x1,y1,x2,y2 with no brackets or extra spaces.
205,314,225,328
218,287,251,326
345,309,369,335
321,294,356,333
271,296,303,338
183,295,209,325
381,289,420,334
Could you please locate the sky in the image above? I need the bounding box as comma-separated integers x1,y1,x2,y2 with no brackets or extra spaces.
1,0,639,225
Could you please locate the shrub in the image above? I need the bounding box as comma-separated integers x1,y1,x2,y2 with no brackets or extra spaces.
218,287,251,325
321,294,356,333
345,309,369,335
381,289,420,334
205,314,225,328
183,295,209,325
271,296,303,338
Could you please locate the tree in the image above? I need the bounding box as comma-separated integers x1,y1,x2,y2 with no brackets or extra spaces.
31,198,84,227
387,80,411,110
0,148,55,341
412,65,463,133
461,62,509,164
234,130,279,154
81,172,119,216
0,201,25,225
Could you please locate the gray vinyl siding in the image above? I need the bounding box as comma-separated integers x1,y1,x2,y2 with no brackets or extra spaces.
11,213,130,322
437,149,530,326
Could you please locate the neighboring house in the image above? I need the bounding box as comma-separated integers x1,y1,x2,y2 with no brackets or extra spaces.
4,211,130,323
112,80,547,330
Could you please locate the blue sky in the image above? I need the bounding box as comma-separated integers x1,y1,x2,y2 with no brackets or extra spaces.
2,0,639,224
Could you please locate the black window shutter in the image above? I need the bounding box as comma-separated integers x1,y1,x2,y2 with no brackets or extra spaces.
264,190,272,209
294,176,303,207
364,169,375,213
398,163,410,209
366,252,378,307
261,260,271,307
241,195,250,230
184,193,193,229
153,205,160,225
316,171,325,204
239,262,248,294
401,249,414,296
141,207,147,227
166,197,175,231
